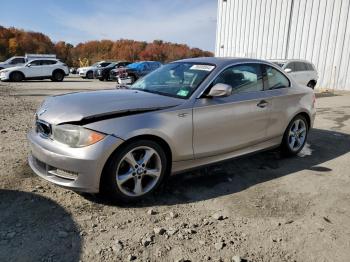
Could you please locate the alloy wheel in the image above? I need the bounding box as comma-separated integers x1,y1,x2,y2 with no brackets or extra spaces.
116,146,162,197
288,119,307,151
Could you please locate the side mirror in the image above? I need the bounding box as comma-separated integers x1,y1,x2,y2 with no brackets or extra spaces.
284,68,292,73
207,83,232,97
26,64,32,67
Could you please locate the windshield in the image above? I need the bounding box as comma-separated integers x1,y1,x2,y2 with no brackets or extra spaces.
130,62,215,99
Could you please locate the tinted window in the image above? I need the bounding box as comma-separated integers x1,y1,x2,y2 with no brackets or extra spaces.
11,58,25,64
29,60,42,66
213,64,263,94
286,62,296,72
295,62,307,71
265,65,290,90
306,63,314,71
41,60,57,65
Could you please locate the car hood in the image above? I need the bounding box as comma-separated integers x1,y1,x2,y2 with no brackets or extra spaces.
37,89,183,125
0,66,22,71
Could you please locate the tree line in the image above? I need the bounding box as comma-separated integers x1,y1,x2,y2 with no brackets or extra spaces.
0,26,213,67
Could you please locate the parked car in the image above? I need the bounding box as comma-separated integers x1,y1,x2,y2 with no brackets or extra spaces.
95,61,131,81
27,57,315,202
110,61,162,84
78,61,111,79
0,54,56,70
70,67,78,74
0,58,69,82
0,56,26,70
270,59,318,89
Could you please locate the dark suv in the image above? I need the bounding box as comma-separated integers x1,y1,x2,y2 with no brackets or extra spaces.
95,61,131,81
110,61,162,84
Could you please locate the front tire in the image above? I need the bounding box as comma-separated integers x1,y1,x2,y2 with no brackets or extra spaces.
101,140,168,202
10,72,24,82
281,115,309,156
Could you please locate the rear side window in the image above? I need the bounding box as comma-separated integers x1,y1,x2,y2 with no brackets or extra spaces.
264,65,290,90
285,62,296,71
213,64,264,94
306,63,314,71
295,62,307,71
41,60,57,65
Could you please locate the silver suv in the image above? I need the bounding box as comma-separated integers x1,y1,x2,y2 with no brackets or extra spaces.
270,59,318,89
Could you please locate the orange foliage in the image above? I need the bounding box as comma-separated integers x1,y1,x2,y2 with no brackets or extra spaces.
0,25,213,66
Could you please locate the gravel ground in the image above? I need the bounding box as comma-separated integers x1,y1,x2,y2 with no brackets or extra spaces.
0,76,350,262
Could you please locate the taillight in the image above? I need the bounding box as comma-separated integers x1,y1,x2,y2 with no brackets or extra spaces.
312,93,316,107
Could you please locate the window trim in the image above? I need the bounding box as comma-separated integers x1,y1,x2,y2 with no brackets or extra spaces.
198,61,292,98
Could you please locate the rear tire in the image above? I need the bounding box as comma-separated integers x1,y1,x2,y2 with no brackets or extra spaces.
51,70,64,82
10,72,24,82
281,115,309,156
99,78,105,81
101,140,168,203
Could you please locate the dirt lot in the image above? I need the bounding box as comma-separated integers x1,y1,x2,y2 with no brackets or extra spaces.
0,76,350,262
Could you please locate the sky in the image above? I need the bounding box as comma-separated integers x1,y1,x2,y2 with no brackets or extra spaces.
0,0,218,51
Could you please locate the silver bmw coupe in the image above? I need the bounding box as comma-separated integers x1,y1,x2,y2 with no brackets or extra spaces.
28,57,316,201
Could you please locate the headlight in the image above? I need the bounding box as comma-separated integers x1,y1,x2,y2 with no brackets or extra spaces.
51,124,105,148
0,70,9,73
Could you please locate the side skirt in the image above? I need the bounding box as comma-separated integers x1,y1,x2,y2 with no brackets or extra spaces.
171,136,282,174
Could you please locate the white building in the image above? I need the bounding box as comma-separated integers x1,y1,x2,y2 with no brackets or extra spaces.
215,0,350,90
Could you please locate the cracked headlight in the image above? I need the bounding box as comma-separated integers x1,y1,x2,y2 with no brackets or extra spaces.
52,124,105,148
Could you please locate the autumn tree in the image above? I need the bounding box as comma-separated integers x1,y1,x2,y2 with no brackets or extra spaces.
0,25,213,66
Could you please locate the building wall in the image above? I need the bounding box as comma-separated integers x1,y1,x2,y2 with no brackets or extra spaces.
216,0,350,90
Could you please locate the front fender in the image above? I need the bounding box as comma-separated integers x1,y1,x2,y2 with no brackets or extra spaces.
84,109,194,161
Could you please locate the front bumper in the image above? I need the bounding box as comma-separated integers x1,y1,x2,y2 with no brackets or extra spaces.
27,129,124,193
79,71,87,77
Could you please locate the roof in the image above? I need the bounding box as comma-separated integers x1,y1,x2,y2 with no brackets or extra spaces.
174,56,276,68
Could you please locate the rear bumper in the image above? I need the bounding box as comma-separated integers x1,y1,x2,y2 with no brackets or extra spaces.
27,129,124,193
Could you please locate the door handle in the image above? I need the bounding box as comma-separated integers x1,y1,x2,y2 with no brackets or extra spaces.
257,100,268,108
178,112,189,118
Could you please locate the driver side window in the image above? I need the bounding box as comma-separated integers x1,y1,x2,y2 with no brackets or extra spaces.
213,64,263,95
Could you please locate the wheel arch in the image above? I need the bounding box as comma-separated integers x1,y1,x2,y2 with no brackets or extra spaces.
99,134,173,192
9,70,25,78
287,111,311,131
52,68,65,75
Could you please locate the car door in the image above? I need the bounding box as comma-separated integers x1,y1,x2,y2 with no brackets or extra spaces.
41,60,56,76
193,63,271,158
24,60,44,77
263,65,294,139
